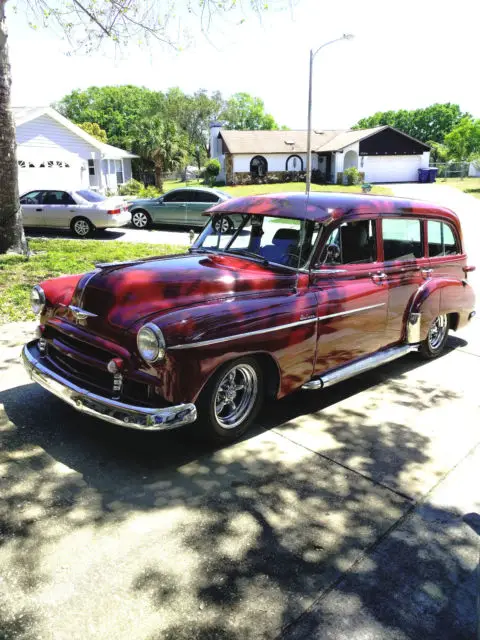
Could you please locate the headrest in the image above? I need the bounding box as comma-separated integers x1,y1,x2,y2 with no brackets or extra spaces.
272,228,300,242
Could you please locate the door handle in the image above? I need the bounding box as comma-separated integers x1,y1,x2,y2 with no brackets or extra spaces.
36,208,43,212
371,272,387,283
421,268,433,278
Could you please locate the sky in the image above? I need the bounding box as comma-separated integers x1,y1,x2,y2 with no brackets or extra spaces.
7,0,480,130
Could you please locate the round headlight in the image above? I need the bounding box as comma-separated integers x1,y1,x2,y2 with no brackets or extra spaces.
137,323,166,363
31,285,46,315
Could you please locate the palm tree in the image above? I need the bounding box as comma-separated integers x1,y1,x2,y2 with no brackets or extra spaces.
132,117,189,192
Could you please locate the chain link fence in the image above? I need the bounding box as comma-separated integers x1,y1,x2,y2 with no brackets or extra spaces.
429,162,471,179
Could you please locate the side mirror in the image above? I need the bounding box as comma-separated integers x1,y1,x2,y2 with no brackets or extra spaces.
326,243,341,262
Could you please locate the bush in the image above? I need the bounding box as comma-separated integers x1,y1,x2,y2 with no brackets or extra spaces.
343,167,361,185
204,158,221,185
139,185,161,198
118,179,144,196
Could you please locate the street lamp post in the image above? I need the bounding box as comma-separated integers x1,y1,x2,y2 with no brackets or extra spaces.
305,34,354,195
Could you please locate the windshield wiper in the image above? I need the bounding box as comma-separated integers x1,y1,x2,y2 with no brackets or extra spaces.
188,247,219,254
225,248,269,265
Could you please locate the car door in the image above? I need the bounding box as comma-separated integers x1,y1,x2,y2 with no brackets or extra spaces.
160,190,189,225
381,217,428,345
187,191,220,225
310,218,389,374
20,191,45,226
42,190,78,228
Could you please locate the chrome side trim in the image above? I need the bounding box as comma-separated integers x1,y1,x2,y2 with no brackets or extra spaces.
68,305,98,320
302,344,419,391
78,269,100,307
169,317,318,350
22,342,197,431
407,312,421,344
317,303,385,322
169,303,386,351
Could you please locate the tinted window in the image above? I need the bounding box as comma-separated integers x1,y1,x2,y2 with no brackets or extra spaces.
43,191,76,206
320,220,376,265
428,220,460,257
76,190,106,202
214,190,233,200
163,190,192,203
195,191,219,203
382,218,422,261
20,191,43,205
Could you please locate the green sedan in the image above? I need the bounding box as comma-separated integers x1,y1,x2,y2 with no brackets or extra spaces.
129,187,234,232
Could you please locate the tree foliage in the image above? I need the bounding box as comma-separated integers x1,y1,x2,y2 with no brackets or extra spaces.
444,117,480,161
220,92,279,130
352,103,470,144
78,122,108,143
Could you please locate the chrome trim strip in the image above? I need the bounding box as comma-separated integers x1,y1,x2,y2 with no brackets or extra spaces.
22,342,197,431
68,305,98,320
407,312,421,344
169,303,385,351
169,317,318,350
78,269,100,307
317,303,386,322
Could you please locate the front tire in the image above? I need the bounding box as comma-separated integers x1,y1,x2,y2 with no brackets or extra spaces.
197,357,264,443
131,209,152,229
419,314,449,359
71,217,94,238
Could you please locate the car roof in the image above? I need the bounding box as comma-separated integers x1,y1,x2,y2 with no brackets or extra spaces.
165,186,223,194
206,191,460,226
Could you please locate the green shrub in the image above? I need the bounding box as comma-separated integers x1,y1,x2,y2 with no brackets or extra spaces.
118,179,144,196
343,167,361,185
204,159,221,185
139,185,161,198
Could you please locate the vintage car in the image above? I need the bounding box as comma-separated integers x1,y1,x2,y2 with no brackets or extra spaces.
22,192,476,443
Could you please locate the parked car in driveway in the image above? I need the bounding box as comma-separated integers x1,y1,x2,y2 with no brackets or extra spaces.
20,189,131,237
22,192,476,443
128,186,233,231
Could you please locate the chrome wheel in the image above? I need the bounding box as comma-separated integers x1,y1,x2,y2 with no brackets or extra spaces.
214,217,232,234
73,219,91,237
214,364,258,429
428,314,448,350
132,211,150,229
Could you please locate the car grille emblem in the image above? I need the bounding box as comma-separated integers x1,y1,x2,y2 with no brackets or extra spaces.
112,373,123,398
69,305,98,321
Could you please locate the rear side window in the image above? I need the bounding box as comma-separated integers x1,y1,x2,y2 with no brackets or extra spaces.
428,220,460,257
194,191,219,203
382,218,423,261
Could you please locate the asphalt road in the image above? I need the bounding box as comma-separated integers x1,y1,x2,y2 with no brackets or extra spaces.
1,183,478,639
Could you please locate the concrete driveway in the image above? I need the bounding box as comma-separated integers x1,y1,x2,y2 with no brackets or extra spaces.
1,184,479,639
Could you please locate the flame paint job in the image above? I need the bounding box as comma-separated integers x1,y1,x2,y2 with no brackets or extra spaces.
35,193,475,408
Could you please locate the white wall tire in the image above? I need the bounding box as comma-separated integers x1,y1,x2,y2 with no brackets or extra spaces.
419,314,449,359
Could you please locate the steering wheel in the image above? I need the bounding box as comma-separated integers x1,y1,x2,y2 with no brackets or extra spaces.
280,252,300,268
25,197,35,205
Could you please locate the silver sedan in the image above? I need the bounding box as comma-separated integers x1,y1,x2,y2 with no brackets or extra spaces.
20,189,131,237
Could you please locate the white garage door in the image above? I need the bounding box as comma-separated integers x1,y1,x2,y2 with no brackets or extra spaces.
363,155,423,183
17,155,83,195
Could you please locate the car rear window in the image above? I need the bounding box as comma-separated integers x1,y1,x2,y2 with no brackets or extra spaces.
382,218,423,261
77,190,107,202
428,220,460,256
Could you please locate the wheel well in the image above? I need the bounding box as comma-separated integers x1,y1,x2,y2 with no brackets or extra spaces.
448,312,459,331
252,353,281,399
131,207,150,216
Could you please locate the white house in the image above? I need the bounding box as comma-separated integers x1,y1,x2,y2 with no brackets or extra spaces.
13,106,137,195
210,123,430,185
468,161,480,177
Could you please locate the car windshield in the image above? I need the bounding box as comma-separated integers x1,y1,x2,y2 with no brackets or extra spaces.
76,190,107,202
194,214,322,269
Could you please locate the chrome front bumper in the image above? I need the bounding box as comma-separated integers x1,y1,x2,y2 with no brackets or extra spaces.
22,342,197,431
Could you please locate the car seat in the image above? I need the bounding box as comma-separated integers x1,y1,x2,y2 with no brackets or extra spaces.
260,228,300,264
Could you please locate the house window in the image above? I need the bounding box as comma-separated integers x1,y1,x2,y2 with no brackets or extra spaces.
286,155,303,172
88,159,95,176
115,160,124,184
250,156,268,178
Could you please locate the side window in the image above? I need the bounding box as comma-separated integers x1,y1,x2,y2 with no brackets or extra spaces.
428,220,460,257
195,191,219,203
163,190,190,203
20,191,43,205
43,191,76,206
320,220,376,265
382,218,422,261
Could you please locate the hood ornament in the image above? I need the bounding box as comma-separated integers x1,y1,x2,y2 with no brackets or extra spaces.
69,305,97,321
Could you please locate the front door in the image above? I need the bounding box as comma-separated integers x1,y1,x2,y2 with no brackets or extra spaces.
20,190,45,226
310,218,388,374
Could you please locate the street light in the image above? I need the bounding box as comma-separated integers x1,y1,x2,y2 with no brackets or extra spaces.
305,33,354,194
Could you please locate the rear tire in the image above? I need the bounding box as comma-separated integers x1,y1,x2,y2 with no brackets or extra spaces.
196,357,264,444
131,209,152,229
419,314,449,359
71,217,94,238
213,216,234,234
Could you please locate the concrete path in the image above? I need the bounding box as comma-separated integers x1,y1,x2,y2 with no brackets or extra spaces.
0,183,478,639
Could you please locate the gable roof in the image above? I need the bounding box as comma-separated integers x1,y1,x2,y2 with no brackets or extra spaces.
219,126,429,154
13,106,138,159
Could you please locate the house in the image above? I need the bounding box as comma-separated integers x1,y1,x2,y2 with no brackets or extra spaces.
209,123,431,185
13,106,137,195
468,161,480,177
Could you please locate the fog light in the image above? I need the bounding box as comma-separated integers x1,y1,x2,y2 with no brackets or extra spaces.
107,358,124,373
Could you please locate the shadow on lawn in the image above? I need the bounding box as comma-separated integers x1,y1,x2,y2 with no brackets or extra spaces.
0,343,478,639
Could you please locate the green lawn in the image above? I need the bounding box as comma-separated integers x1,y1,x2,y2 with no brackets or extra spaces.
439,177,480,199
0,239,185,324
163,179,392,196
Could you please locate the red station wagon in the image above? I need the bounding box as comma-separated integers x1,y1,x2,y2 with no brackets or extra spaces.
23,193,476,443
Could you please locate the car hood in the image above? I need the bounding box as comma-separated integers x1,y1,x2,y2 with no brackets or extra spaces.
69,252,297,331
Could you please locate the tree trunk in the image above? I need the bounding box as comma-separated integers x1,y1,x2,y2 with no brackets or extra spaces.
0,1,27,255
154,161,164,193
